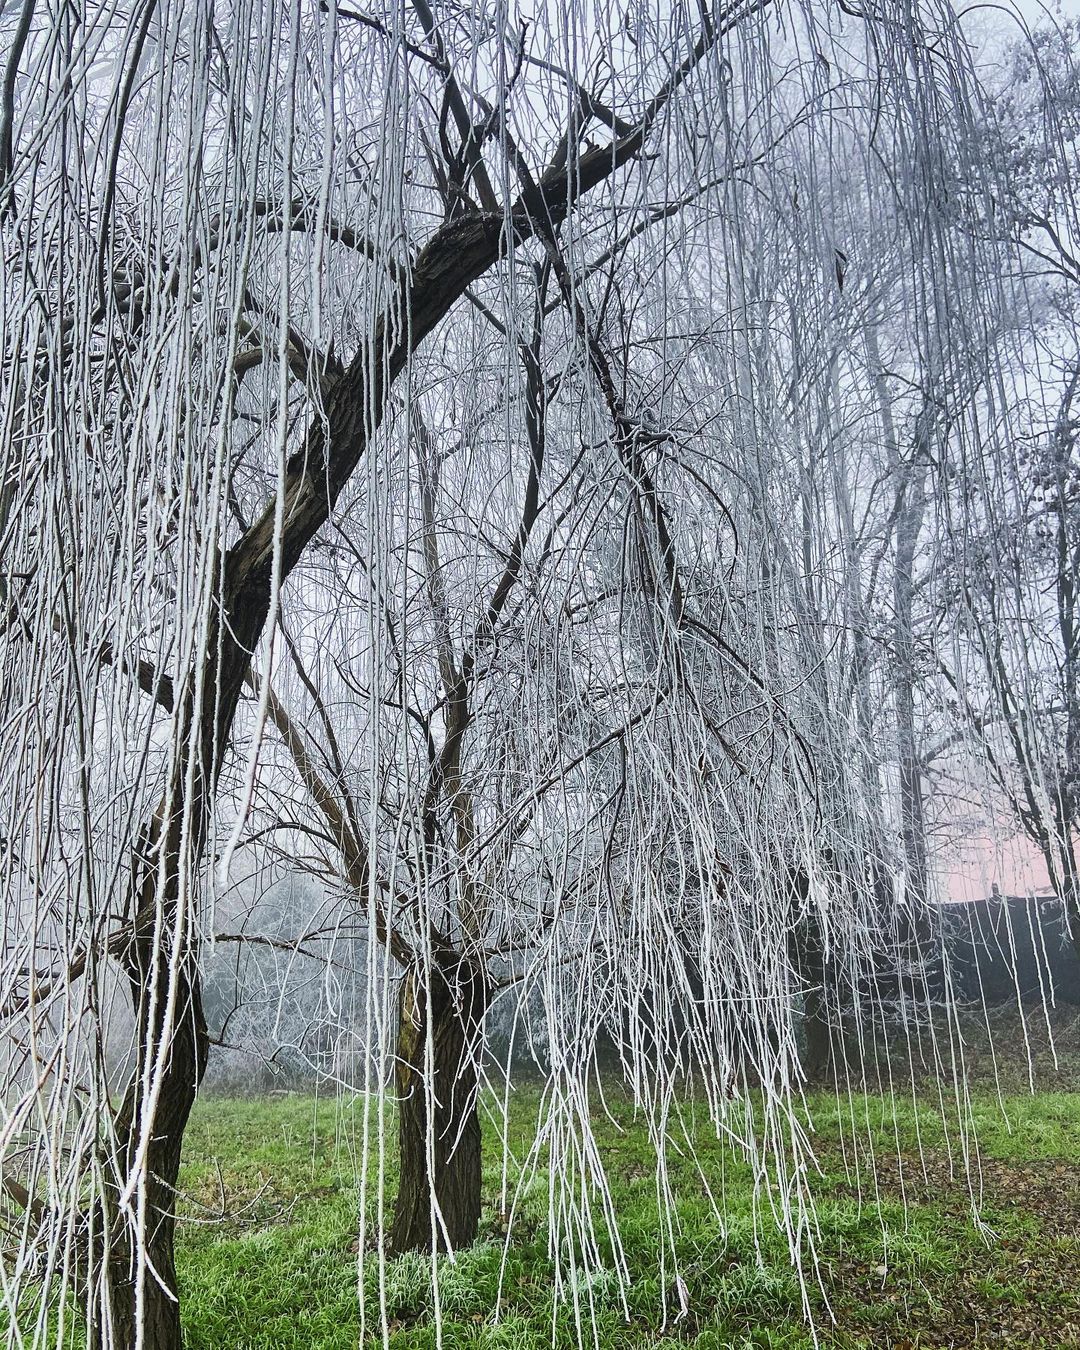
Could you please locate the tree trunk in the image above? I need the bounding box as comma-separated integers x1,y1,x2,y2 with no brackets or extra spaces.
390,953,488,1255
798,950,834,1082
89,999,207,1350
1063,881,1080,972
86,827,209,1350
788,884,834,1082
87,1005,207,1349
890,423,942,1006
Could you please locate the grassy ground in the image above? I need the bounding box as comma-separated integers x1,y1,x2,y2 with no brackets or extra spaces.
174,1077,1080,1349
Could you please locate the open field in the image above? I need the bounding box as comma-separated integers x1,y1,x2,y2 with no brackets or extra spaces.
171,1077,1080,1349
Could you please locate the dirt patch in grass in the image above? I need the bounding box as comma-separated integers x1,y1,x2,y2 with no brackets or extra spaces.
871,1150,1080,1226
824,1148,1080,1348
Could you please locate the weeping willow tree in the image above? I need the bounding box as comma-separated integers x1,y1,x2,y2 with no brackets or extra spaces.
0,0,1063,1346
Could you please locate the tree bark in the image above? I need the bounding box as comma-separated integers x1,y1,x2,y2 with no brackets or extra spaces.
794,933,833,1081
787,871,835,1082
86,821,209,1350
390,952,488,1255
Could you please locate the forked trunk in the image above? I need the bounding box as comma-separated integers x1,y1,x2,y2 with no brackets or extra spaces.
390,953,488,1254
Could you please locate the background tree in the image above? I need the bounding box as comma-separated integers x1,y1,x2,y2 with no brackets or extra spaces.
933,19,1080,960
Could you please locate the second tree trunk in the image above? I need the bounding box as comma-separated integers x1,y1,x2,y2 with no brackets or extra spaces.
390,953,488,1254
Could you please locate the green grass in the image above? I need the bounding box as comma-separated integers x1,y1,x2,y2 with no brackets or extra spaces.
169,1085,1080,1348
